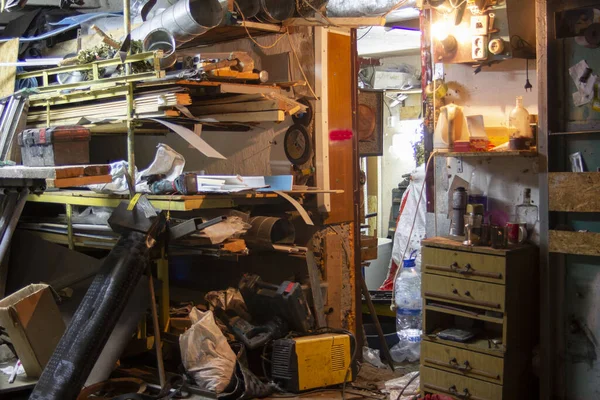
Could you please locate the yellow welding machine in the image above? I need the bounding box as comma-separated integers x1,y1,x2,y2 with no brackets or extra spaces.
271,333,352,392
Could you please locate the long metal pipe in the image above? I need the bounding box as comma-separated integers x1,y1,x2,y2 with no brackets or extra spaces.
0,189,29,297
131,0,223,45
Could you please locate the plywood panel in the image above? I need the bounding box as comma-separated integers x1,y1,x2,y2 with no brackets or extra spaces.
0,38,18,98
325,30,354,224
549,230,600,256
549,172,600,212
324,234,343,329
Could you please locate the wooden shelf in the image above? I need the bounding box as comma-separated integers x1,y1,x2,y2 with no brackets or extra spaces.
549,172,600,212
549,230,600,256
27,189,342,212
435,150,538,158
284,16,386,27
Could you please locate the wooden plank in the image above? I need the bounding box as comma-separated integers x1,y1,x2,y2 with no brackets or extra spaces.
306,251,327,328
549,230,600,256
0,165,110,180
360,235,378,261
324,234,343,329
200,110,285,122
324,30,355,224
190,100,283,115
0,38,18,98
549,172,600,212
53,165,111,179
284,17,386,27
51,175,112,188
191,94,266,106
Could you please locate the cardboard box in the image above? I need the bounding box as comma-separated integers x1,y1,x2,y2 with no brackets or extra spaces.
0,284,65,377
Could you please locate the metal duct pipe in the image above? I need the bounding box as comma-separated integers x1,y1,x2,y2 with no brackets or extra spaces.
235,0,260,18
131,0,223,46
143,29,177,69
327,0,417,18
257,0,295,23
244,216,295,251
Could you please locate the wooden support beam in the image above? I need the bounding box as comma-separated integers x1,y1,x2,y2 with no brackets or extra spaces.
324,234,343,329
200,110,285,122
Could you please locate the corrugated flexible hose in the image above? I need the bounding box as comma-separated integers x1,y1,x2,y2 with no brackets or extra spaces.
29,231,151,400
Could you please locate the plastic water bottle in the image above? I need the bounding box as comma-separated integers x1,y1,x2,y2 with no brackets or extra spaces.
391,251,422,363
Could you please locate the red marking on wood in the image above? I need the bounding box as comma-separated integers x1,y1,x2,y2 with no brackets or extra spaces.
329,130,353,141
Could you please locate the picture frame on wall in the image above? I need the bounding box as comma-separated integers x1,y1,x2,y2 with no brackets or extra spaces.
358,89,384,157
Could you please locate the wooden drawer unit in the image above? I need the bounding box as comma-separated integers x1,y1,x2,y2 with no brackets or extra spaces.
422,341,504,384
423,274,505,312
421,366,503,400
420,237,538,400
423,247,505,284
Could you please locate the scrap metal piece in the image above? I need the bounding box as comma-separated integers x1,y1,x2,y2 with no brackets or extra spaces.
130,0,223,45
168,215,226,241
243,216,295,251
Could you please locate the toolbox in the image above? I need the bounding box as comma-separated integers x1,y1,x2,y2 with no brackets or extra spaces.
18,126,91,167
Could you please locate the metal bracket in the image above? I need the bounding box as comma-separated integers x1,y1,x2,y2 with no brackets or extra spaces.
457,156,464,173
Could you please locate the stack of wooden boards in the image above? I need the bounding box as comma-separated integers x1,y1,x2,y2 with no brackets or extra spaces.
0,164,112,188
27,88,192,128
26,80,307,130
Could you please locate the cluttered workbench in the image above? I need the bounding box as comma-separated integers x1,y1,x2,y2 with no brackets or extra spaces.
0,0,372,399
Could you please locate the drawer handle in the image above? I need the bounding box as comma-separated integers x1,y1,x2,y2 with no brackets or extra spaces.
424,291,502,309
426,263,503,280
424,384,489,400
424,358,501,381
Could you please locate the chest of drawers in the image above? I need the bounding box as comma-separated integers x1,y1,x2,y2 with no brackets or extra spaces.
420,237,538,400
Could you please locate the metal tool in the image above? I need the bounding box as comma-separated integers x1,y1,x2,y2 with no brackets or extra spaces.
214,308,286,350
239,274,314,333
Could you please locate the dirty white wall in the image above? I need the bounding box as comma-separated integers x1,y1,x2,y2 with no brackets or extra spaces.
428,58,540,239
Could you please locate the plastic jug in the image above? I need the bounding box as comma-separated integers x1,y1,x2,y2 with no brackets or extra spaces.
434,103,471,150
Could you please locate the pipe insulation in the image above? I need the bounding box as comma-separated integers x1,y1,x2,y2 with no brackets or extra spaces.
29,231,151,400
131,0,224,45
327,0,417,17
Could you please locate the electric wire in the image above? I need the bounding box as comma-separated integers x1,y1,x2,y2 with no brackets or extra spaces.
234,1,288,49
382,0,411,18
394,372,420,400
358,26,373,41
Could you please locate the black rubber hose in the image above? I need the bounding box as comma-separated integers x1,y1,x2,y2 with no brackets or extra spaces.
29,231,151,400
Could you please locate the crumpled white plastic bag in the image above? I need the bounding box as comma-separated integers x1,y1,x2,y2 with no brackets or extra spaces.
88,143,185,195
391,165,427,267
179,309,236,393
